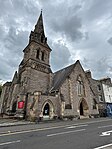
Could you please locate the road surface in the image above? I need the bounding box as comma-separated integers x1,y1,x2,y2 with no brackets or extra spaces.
0,118,112,149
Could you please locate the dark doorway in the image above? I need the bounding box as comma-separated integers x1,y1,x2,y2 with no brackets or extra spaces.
80,102,83,115
12,101,17,113
43,103,50,116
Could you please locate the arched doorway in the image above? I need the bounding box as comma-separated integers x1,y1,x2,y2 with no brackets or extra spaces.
80,102,83,115
79,99,89,116
12,101,17,113
42,101,54,119
43,103,50,116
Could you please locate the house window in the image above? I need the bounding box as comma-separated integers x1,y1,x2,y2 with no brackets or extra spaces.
97,85,101,91
77,76,85,96
107,86,109,91
41,51,44,61
109,95,111,102
36,49,40,59
99,95,103,102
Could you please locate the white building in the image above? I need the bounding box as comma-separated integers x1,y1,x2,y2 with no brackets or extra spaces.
102,84,112,103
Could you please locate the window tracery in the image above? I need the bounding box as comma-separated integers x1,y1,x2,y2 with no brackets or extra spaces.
77,75,85,96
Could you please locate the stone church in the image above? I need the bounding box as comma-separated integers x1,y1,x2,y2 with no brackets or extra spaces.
0,11,101,121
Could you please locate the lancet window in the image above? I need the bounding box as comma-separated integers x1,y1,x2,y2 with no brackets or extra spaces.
77,75,85,96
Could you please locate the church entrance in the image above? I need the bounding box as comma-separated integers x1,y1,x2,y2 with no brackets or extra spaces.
80,102,84,115
43,103,50,116
42,100,54,120
79,99,89,116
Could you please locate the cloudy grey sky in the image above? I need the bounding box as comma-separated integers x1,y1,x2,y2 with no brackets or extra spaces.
0,0,112,83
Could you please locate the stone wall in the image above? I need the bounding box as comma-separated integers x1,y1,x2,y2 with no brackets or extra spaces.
60,62,99,117
0,82,11,113
25,92,60,120
27,68,50,93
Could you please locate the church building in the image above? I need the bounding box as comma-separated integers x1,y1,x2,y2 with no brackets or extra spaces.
0,11,100,121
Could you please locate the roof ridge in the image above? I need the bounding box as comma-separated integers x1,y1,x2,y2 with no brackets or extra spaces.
54,62,77,75
50,61,79,92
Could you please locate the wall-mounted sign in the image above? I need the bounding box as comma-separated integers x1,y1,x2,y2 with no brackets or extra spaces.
18,101,24,109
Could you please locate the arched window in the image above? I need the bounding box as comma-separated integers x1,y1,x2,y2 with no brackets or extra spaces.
77,76,85,96
36,49,40,59
41,51,45,61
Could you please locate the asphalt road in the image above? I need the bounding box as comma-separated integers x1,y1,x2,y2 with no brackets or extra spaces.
0,118,112,149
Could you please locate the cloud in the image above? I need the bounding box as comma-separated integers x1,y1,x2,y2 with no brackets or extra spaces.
0,0,34,81
0,0,112,82
84,0,112,22
38,0,86,42
50,40,71,71
82,56,112,79
51,15,83,41
0,25,29,80
107,37,112,45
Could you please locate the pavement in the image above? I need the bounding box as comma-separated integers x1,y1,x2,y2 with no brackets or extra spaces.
0,120,32,127
0,115,108,128
0,115,33,127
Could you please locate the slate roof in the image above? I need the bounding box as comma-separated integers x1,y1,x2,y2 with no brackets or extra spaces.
4,82,12,87
50,60,79,92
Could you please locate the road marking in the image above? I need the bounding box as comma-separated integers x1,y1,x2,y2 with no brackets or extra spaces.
65,124,88,129
0,140,21,146
0,118,111,137
0,125,82,137
100,130,112,136
47,129,86,137
94,143,112,149
98,125,112,129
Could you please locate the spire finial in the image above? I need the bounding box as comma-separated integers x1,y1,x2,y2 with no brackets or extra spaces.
30,11,47,44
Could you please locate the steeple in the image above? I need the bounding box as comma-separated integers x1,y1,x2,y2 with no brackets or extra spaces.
21,11,52,74
29,10,47,45
34,10,44,34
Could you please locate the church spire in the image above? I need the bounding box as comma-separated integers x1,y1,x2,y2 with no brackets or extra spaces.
34,10,44,34
29,10,47,44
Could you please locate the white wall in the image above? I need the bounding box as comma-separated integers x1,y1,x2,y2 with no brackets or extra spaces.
102,84,112,103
